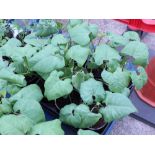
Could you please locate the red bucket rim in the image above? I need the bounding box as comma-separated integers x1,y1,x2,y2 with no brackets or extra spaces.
136,88,155,107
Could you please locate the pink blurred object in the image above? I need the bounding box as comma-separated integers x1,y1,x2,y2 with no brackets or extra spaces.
116,19,155,32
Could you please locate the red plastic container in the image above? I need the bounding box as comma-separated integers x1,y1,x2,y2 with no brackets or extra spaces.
116,19,155,32
136,57,155,107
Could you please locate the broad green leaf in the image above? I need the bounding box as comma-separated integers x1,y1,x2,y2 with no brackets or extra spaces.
0,68,27,87
78,129,99,135
30,119,64,135
10,84,43,102
0,114,34,135
0,44,37,63
131,66,147,90
17,44,37,60
6,84,21,96
72,71,92,90
37,72,50,80
94,44,121,66
0,59,8,70
31,54,65,73
88,24,98,38
101,68,130,93
0,45,12,57
24,33,49,48
107,59,120,72
69,19,83,27
123,31,140,41
36,20,58,37
121,87,130,97
36,26,57,37
44,70,73,100
51,34,68,49
61,67,72,78
10,62,27,74
80,78,105,105
0,81,6,92
99,92,137,122
28,44,60,67
121,41,149,67
87,61,98,70
0,109,3,117
60,103,102,128
0,89,6,98
14,44,37,60
0,79,8,96
13,99,45,124
66,45,90,67
0,103,12,114
3,38,21,47
68,23,90,46
107,32,128,47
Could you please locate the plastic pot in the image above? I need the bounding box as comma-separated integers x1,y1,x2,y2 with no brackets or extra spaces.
136,57,155,107
43,107,115,135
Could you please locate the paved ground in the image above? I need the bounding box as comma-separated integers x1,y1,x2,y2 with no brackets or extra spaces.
110,116,155,135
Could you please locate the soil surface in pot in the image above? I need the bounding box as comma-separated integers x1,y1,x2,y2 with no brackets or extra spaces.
89,118,107,132
25,73,45,93
43,107,109,135
16,31,31,42
5,29,13,38
92,68,103,79
42,91,108,134
41,90,82,114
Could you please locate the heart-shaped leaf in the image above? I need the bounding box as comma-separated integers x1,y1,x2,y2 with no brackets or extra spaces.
94,44,121,65
123,31,140,41
80,78,105,105
66,45,90,67
68,23,90,46
60,103,102,128
28,44,60,67
88,24,98,38
10,84,43,102
131,66,147,90
30,119,64,135
72,71,92,90
36,20,58,37
106,59,120,72
44,70,73,100
121,41,149,67
99,91,137,122
0,114,34,135
107,32,128,47
3,38,21,47
69,19,83,28
0,68,27,87
51,34,68,49
24,33,49,48
101,68,130,93
31,54,65,73
13,99,45,124
0,103,12,114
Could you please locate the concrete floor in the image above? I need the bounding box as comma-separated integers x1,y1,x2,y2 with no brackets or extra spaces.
110,116,155,135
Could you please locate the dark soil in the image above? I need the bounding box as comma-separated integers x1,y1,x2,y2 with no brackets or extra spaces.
25,73,45,93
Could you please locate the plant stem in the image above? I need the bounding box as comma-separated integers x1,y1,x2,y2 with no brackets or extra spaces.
121,56,127,69
54,99,60,111
69,94,72,103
